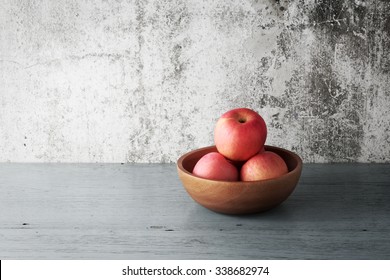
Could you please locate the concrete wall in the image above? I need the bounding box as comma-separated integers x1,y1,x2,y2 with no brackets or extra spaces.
1,0,389,163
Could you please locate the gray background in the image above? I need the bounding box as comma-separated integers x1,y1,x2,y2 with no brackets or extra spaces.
1,0,389,163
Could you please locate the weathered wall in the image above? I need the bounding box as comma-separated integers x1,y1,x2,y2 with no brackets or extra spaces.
1,0,389,163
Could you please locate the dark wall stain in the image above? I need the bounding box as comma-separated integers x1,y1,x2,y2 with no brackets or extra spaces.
310,1,366,57
278,0,388,161
385,16,390,37
310,0,390,72
310,0,358,34
277,29,294,59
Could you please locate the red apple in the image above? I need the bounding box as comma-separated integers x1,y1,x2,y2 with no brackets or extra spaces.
214,108,267,161
192,152,239,181
240,151,288,181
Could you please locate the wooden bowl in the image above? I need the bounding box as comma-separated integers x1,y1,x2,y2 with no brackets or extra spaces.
177,145,302,215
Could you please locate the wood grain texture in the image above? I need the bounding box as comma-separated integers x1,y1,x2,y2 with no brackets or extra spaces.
0,163,389,259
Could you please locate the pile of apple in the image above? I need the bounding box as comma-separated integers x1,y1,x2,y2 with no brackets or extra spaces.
192,108,288,181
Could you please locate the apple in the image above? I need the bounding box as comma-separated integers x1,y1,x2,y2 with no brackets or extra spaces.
240,151,288,181
192,152,239,181
214,108,267,161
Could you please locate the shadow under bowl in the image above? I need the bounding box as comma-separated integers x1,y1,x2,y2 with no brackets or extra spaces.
177,145,303,215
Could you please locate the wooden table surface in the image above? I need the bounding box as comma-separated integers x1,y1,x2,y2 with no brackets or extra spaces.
0,163,389,259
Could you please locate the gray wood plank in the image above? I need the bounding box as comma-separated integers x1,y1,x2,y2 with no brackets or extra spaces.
0,163,389,259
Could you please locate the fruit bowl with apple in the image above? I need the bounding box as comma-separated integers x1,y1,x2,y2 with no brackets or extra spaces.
176,108,303,215
177,145,302,215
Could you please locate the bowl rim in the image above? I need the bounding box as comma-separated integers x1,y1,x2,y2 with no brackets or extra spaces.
177,145,302,184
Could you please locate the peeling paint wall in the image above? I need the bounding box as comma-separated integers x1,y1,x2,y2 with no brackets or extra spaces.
1,0,389,163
